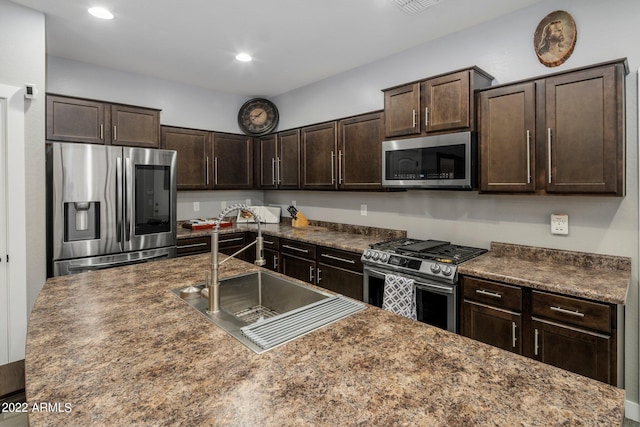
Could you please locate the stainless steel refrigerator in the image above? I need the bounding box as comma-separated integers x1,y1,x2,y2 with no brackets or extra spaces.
47,142,177,276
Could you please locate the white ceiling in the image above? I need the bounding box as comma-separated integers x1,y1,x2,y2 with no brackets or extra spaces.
11,0,545,97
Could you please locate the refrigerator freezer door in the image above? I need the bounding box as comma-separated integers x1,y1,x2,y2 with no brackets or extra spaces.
122,147,177,252
53,246,176,276
52,143,122,260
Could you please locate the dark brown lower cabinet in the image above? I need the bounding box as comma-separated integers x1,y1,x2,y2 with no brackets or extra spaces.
462,301,522,354
531,319,612,384
176,236,211,257
316,246,363,301
460,275,618,386
281,254,315,284
218,232,247,261
263,248,280,272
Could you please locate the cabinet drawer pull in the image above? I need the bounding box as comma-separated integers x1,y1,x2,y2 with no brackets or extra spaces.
264,240,275,246
475,289,502,299
283,244,309,254
321,253,356,264
219,237,244,244
178,242,208,249
412,109,417,128
550,306,585,318
534,328,539,356
512,322,517,348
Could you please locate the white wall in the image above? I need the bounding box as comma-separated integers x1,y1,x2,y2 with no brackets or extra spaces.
45,0,640,413
0,1,46,318
266,0,640,411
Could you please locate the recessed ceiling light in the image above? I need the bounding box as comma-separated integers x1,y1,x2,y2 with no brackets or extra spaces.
235,53,252,62
88,7,114,20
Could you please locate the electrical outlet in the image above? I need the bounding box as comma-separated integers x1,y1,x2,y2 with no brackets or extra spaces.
193,202,200,212
550,213,569,235
245,199,251,206
292,200,296,207
361,204,367,216
221,201,227,210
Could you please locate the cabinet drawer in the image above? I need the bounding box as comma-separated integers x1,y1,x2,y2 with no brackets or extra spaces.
176,236,211,256
218,232,246,248
262,235,280,250
317,246,362,272
462,277,522,312
280,239,316,259
531,291,611,333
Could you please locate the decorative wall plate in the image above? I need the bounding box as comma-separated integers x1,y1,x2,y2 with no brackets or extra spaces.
534,10,577,67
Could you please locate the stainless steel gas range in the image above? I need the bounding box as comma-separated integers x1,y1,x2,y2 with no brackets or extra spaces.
361,238,487,333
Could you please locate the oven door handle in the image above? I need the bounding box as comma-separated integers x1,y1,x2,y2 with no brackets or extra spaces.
365,268,455,294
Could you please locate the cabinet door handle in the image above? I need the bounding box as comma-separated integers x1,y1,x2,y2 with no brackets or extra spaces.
206,157,210,185
321,253,356,264
309,266,315,283
113,125,117,141
534,328,540,356
214,157,219,185
425,107,429,128
550,306,585,318
276,157,282,185
282,244,309,254
331,151,335,184
272,158,276,184
526,130,531,184
338,150,343,184
100,124,104,140
317,267,322,283
273,254,279,270
512,322,517,348
547,128,552,184
412,109,417,128
475,289,502,299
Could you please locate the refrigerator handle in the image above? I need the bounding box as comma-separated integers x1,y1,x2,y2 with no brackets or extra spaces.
125,157,132,242
116,156,123,243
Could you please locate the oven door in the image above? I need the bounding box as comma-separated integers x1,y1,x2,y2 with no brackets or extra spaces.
363,266,458,333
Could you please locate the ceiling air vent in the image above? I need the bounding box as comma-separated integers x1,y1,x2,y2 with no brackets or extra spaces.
392,0,442,16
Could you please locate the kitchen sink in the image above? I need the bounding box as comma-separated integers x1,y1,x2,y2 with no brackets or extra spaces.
171,270,365,353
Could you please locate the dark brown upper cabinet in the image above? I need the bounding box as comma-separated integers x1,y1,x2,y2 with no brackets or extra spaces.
478,59,627,196
161,126,252,190
47,94,160,148
338,111,384,190
383,67,493,139
161,126,211,190
212,132,253,189
478,82,537,193
257,129,300,190
300,121,338,190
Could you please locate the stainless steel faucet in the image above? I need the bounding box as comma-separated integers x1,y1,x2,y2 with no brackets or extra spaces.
208,204,266,313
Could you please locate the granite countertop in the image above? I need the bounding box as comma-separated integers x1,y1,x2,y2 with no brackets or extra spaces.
458,242,631,305
25,254,624,426
177,221,405,254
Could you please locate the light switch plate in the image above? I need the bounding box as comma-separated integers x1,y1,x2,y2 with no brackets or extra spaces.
360,204,367,216
551,213,569,235
193,202,200,212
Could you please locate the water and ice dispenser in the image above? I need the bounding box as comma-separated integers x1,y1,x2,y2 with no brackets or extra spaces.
64,201,100,241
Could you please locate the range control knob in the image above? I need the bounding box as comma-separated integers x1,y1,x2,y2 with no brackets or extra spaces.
372,252,380,261
381,253,389,263
363,250,371,259
442,265,453,276
430,263,441,274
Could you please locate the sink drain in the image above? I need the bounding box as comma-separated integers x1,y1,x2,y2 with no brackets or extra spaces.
233,305,280,324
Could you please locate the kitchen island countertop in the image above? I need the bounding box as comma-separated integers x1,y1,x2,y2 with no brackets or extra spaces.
25,253,624,426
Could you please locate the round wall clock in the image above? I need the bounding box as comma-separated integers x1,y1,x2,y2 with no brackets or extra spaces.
237,98,279,135
534,10,577,67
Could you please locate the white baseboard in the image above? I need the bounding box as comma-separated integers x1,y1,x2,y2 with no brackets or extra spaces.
626,400,640,422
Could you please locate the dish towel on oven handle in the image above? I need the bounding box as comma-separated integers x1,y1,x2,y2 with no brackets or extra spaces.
382,274,417,320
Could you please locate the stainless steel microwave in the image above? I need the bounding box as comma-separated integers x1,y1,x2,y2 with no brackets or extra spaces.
382,132,477,190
